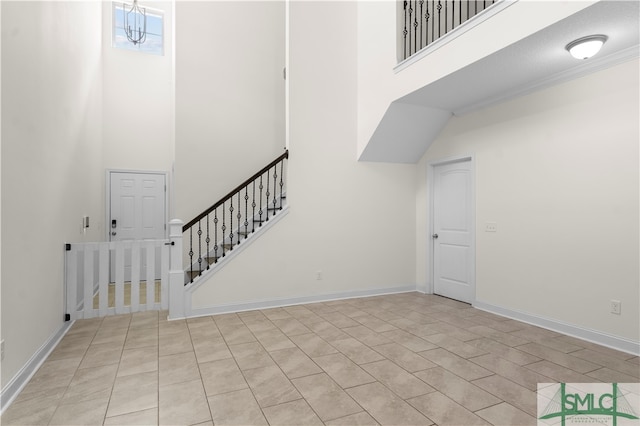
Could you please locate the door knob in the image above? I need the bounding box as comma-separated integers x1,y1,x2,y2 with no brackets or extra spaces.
432,233,439,239
111,231,117,236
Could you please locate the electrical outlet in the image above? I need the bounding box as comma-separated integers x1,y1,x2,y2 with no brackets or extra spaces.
316,270,323,280
610,300,621,315
485,222,497,232
1,340,5,361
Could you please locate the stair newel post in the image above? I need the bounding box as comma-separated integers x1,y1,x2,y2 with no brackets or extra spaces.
168,219,186,319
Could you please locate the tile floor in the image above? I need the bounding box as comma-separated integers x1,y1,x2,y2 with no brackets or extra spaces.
2,293,639,425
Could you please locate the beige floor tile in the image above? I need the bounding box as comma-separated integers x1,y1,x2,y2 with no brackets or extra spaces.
380,330,438,352
407,391,489,426
554,335,635,360
229,341,275,370
325,411,380,425
61,364,118,404
243,364,302,408
104,408,158,425
570,348,640,378
218,323,257,345
472,374,538,416
469,353,554,391
415,367,500,411
199,358,248,396
525,360,600,383
273,317,313,336
467,325,530,347
475,402,537,426
343,325,393,346
372,343,437,373
159,350,201,386
261,307,293,321
306,320,351,342
130,311,160,329
159,318,188,336
313,352,376,388
0,394,60,425
361,359,434,399
418,348,493,381
92,327,128,346
331,337,384,364
159,331,193,356
517,342,601,373
118,345,158,377
159,379,211,426
469,338,541,366
321,312,361,328
290,333,339,357
192,336,232,363
80,342,124,369
262,399,324,425
292,373,362,421
534,336,584,353
271,347,323,379
347,382,433,426
49,396,110,425
352,314,397,333
423,333,488,358
208,388,268,425
587,367,640,383
107,371,158,418
124,328,159,350
101,314,132,329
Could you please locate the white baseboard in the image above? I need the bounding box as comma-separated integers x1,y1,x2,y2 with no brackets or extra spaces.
473,300,640,356
186,285,417,319
0,321,73,415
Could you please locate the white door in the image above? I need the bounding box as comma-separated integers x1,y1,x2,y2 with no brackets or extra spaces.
109,172,166,281
432,160,475,303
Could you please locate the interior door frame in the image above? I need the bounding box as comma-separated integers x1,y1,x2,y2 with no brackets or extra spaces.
427,154,476,302
105,169,170,242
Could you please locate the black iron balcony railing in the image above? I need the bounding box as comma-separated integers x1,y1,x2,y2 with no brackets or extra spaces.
400,0,497,61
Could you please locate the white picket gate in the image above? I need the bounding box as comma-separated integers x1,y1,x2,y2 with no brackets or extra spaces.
65,239,170,319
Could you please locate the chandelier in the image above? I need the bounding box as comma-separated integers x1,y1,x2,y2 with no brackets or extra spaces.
123,0,147,45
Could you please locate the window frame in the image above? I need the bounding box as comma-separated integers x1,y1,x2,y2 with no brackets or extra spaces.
112,1,165,56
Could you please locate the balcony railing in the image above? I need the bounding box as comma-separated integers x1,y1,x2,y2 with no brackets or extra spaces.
400,0,497,61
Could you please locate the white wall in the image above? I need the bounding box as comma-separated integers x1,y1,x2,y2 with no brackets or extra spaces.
102,1,174,229
175,1,286,224
190,1,418,309
356,0,597,159
417,59,640,343
1,1,103,388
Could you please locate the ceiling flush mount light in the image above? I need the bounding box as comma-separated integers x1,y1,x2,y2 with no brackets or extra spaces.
123,0,147,45
566,35,608,60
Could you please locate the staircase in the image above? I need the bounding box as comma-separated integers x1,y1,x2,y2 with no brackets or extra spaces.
182,150,289,285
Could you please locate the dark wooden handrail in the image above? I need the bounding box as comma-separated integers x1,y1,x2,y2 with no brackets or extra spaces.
183,150,289,232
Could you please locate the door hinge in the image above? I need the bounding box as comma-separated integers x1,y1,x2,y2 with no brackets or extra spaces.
283,67,287,80
65,313,71,321
65,243,71,251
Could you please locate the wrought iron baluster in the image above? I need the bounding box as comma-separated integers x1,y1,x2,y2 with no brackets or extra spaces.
444,0,447,35
408,2,413,56
432,0,435,43
222,202,226,257
188,228,194,283
206,214,210,269
244,186,249,239
413,0,418,55
265,169,270,222
437,0,442,38
403,1,408,60
272,165,278,215
425,1,430,46
258,175,263,226
229,197,234,248
252,181,256,232
279,159,284,209
214,209,218,262
237,192,242,244
197,221,202,276
419,0,424,49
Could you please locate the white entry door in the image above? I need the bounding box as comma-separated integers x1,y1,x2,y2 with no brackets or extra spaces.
109,172,167,281
432,159,475,303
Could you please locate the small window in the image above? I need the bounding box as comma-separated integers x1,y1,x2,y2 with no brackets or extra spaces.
112,2,164,56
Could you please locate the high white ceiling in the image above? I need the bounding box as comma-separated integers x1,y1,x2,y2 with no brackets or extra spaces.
360,0,640,163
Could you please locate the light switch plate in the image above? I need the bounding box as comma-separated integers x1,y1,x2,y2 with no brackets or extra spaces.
485,222,497,232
